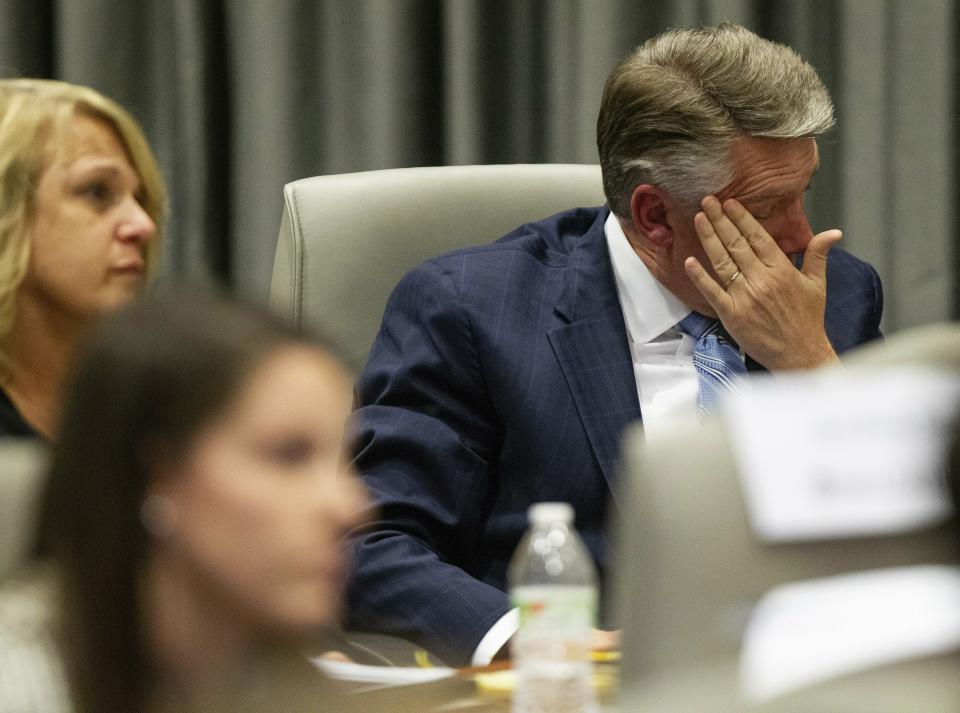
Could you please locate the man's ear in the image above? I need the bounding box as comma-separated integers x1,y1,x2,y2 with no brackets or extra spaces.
629,185,674,245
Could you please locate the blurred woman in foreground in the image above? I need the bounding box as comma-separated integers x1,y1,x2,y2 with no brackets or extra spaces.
0,293,367,712
0,79,165,439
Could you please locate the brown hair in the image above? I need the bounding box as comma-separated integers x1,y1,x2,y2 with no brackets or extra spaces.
597,24,834,217
38,290,339,713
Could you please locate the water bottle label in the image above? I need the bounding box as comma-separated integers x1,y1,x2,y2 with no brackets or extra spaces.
511,585,597,634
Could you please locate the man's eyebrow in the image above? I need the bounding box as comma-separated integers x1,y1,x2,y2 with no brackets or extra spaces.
752,186,803,201
751,161,821,201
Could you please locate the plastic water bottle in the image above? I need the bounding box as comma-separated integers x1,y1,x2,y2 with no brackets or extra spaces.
508,502,599,713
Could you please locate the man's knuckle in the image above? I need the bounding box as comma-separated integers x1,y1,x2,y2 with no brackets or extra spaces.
728,234,749,251
715,257,736,274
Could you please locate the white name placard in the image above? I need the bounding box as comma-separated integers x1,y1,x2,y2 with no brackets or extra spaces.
723,368,960,542
739,565,960,702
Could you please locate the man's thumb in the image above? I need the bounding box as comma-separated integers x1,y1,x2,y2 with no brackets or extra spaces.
801,229,842,282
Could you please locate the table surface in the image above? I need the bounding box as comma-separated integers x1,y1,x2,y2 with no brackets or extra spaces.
319,630,619,711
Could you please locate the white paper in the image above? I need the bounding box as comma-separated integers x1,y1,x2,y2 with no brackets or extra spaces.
723,368,960,542
310,658,455,686
739,565,960,702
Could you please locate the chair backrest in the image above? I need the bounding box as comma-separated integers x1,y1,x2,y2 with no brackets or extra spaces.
614,323,960,712
839,321,960,371
0,438,47,582
269,164,605,371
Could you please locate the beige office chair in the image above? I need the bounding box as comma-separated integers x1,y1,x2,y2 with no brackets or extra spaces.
834,320,960,370
0,438,47,582
270,164,605,371
613,323,960,712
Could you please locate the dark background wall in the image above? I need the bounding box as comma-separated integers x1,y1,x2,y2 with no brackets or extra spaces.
1,0,954,332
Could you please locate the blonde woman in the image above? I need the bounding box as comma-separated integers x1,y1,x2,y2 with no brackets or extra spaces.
0,79,166,439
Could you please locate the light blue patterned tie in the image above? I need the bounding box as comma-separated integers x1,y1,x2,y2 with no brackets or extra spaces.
678,311,747,412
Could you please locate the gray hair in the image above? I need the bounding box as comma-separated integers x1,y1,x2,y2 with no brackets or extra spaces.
597,24,835,218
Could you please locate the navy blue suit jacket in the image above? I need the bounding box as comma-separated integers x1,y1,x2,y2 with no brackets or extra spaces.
347,206,883,664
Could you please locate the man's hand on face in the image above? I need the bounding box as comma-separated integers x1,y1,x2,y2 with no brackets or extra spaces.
683,196,841,371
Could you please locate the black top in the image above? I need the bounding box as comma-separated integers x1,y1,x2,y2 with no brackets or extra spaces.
0,387,39,439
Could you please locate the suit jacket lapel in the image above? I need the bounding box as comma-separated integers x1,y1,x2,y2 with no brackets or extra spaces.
548,208,640,497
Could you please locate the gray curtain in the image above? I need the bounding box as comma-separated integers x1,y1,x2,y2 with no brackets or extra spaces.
0,0,954,332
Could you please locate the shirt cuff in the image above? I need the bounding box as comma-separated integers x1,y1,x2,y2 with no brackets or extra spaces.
471,608,519,666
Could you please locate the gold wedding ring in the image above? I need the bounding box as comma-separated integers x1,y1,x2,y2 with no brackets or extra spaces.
723,270,742,289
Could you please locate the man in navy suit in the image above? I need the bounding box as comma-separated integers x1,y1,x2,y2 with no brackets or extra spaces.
346,24,883,665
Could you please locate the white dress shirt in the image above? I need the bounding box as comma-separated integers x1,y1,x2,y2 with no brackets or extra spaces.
604,211,703,439
472,211,710,665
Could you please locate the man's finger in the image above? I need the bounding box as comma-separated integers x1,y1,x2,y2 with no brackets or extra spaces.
800,229,842,285
701,196,763,272
694,211,740,279
721,198,790,268
684,256,732,316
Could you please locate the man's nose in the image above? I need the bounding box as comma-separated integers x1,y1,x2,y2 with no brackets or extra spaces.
772,198,814,256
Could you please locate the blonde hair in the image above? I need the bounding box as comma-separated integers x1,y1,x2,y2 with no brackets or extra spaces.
597,24,835,218
0,79,167,351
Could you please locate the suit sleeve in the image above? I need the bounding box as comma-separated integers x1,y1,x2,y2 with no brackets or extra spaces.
345,259,510,665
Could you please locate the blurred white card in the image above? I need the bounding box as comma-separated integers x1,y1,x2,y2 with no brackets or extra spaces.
739,565,960,702
723,368,960,542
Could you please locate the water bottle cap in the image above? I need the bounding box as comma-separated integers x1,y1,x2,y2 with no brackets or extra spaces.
527,501,574,525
